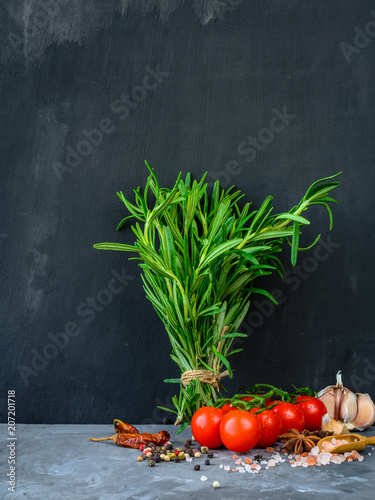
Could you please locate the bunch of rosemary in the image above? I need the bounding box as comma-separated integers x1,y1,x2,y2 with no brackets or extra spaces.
94,163,340,430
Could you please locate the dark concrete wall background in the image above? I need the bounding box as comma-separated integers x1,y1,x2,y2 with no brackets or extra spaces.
1,0,374,424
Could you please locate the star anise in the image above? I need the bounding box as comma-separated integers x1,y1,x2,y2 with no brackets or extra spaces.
278,428,334,455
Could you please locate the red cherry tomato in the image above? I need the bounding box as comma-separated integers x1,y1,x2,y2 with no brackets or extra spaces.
271,402,305,433
191,407,225,448
252,409,283,448
295,396,326,431
220,410,261,453
221,404,238,413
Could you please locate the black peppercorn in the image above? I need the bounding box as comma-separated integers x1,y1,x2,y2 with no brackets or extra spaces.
254,453,263,461
194,464,200,471
154,454,161,463
174,457,180,463
207,452,213,458
165,443,173,451
204,459,210,465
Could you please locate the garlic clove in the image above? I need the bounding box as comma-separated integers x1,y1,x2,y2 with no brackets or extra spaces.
318,388,336,419
334,388,343,421
339,388,358,423
317,371,345,421
321,414,348,435
348,393,375,431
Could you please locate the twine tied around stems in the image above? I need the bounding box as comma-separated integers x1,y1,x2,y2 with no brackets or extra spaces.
180,326,231,391
176,326,232,426
180,369,229,391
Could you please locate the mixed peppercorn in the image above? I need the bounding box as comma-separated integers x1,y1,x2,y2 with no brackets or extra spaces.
136,438,214,469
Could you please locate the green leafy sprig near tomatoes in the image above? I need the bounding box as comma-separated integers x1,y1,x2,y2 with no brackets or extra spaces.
215,383,319,413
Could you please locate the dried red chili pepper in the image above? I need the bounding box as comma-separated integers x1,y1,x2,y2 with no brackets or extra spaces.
113,419,139,434
89,430,170,449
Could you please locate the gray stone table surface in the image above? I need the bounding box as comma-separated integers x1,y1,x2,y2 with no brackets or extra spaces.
1,424,375,500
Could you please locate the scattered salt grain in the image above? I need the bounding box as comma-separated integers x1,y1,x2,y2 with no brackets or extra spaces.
186,457,192,462
200,475,208,481
219,464,223,468
224,465,230,471
368,453,372,456
267,459,276,467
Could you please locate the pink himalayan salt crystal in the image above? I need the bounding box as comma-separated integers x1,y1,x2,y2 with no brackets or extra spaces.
310,446,319,456
322,438,348,451
317,452,332,465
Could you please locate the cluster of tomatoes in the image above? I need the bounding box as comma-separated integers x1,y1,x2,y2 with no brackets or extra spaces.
191,395,326,453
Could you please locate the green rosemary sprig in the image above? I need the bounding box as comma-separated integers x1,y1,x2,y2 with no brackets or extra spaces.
94,163,340,429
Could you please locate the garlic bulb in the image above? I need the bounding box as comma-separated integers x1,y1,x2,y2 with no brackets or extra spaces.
318,370,375,431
